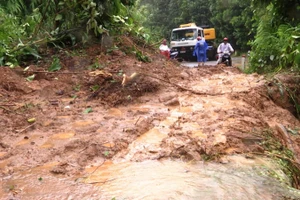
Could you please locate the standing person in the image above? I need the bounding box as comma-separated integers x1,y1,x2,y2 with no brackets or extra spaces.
159,39,170,59
193,36,208,66
217,37,234,66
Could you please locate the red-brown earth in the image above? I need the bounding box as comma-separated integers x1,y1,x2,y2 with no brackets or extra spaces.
1,37,300,200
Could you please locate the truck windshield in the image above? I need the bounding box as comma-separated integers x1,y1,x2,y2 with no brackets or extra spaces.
171,29,197,41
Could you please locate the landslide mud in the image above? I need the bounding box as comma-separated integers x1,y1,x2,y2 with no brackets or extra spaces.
1,42,300,199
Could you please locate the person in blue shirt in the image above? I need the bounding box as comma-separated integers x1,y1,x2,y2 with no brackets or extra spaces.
193,36,208,66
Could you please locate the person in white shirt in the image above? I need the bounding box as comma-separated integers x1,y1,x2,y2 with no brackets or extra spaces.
217,37,234,65
159,39,170,59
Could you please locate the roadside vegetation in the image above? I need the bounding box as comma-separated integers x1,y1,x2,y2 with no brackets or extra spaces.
0,0,149,67
0,0,299,73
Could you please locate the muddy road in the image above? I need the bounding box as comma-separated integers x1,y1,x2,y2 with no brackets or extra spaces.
1,42,300,199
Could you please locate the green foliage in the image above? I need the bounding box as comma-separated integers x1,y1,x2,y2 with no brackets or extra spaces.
103,151,110,157
117,69,123,76
259,129,300,186
249,22,300,73
0,7,40,66
248,0,300,73
83,107,93,114
0,0,139,66
90,85,100,92
88,61,104,70
209,0,255,51
251,0,300,27
73,84,81,91
136,0,182,40
270,77,300,118
48,56,62,72
135,50,150,62
26,74,35,82
137,0,254,51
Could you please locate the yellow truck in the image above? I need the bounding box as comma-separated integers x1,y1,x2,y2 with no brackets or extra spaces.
170,23,217,61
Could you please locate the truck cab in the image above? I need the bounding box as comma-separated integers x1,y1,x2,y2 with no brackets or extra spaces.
170,23,217,61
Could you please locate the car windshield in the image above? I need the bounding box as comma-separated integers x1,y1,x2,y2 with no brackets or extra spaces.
171,29,197,41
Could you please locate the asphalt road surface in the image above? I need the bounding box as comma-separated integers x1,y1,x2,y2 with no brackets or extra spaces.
181,56,243,68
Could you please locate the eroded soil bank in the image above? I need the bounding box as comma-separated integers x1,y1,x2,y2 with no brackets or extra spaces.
1,41,300,199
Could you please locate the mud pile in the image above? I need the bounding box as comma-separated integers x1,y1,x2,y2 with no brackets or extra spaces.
1,38,300,199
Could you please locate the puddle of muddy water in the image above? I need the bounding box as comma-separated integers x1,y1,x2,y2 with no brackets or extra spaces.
1,165,102,200
2,157,299,200
82,157,300,200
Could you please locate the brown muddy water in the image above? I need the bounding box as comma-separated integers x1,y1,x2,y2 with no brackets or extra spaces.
1,69,300,200
1,156,300,200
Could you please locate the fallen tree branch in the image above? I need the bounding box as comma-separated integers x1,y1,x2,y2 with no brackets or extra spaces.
0,104,15,106
0,106,11,112
26,70,83,74
135,116,141,125
125,72,228,96
88,178,116,185
17,123,36,134
75,159,107,183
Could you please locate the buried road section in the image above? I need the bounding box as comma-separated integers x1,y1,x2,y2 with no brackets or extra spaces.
1,45,300,199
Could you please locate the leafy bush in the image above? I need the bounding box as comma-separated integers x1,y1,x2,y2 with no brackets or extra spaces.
248,21,300,73
0,8,38,66
248,2,300,73
0,0,145,67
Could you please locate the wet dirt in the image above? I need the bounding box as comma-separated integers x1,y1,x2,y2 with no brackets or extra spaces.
1,38,300,199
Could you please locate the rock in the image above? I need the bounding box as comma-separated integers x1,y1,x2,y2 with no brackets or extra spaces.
110,49,124,57
164,97,180,106
56,90,64,95
275,124,289,146
50,162,69,175
101,34,113,50
249,144,264,153
187,151,202,161
180,71,189,79
219,157,229,164
159,93,178,103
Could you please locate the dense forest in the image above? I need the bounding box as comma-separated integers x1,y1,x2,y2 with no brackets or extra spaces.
0,0,299,73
